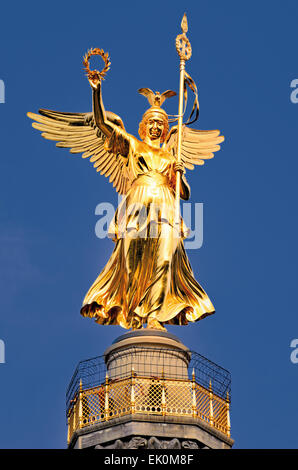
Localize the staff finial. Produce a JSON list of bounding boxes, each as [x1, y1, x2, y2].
[[181, 13, 188, 33]]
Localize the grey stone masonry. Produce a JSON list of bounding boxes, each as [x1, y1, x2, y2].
[[69, 413, 234, 449]]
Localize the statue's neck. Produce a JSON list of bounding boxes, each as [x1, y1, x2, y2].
[[144, 137, 161, 149]]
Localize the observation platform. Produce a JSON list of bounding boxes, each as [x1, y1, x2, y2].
[[66, 330, 233, 449]]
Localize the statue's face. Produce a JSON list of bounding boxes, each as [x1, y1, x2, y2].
[[146, 114, 165, 141]]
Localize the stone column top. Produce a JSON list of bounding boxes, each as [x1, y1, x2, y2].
[[104, 329, 190, 359]]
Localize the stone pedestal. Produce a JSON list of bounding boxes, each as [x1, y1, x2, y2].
[[71, 414, 234, 449], [104, 330, 191, 380], [68, 330, 234, 450]]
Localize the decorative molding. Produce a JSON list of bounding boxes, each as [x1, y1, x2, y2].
[[95, 436, 201, 449]]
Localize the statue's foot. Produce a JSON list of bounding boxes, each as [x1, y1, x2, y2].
[[146, 317, 167, 331]]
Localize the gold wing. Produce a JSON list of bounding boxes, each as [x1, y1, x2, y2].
[[27, 109, 130, 195], [163, 125, 224, 170]]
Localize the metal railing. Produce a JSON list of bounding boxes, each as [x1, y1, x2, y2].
[[66, 348, 231, 414], [67, 370, 231, 443]]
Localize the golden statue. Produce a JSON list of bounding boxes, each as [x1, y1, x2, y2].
[[27, 15, 224, 331]]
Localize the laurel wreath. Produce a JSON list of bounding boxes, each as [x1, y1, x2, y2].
[[83, 48, 111, 81], [175, 35, 192, 61]]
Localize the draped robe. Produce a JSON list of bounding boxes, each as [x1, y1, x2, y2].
[[80, 127, 214, 329]]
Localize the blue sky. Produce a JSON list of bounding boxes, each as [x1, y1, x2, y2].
[[0, 0, 297, 448]]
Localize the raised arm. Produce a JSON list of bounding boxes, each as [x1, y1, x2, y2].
[[88, 77, 130, 159], [88, 78, 114, 138]]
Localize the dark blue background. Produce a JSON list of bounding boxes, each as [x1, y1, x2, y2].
[[0, 0, 297, 448]]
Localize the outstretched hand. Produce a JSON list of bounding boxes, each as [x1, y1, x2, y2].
[[88, 75, 101, 90]]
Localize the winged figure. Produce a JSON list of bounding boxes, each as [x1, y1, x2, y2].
[[27, 72, 224, 331]]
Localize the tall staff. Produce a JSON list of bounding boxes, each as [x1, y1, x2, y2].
[[175, 14, 192, 231]]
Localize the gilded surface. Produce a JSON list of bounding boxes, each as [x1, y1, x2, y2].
[[27, 16, 224, 330], [67, 375, 230, 444]]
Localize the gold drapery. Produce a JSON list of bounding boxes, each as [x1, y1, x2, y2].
[[81, 129, 214, 329]]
